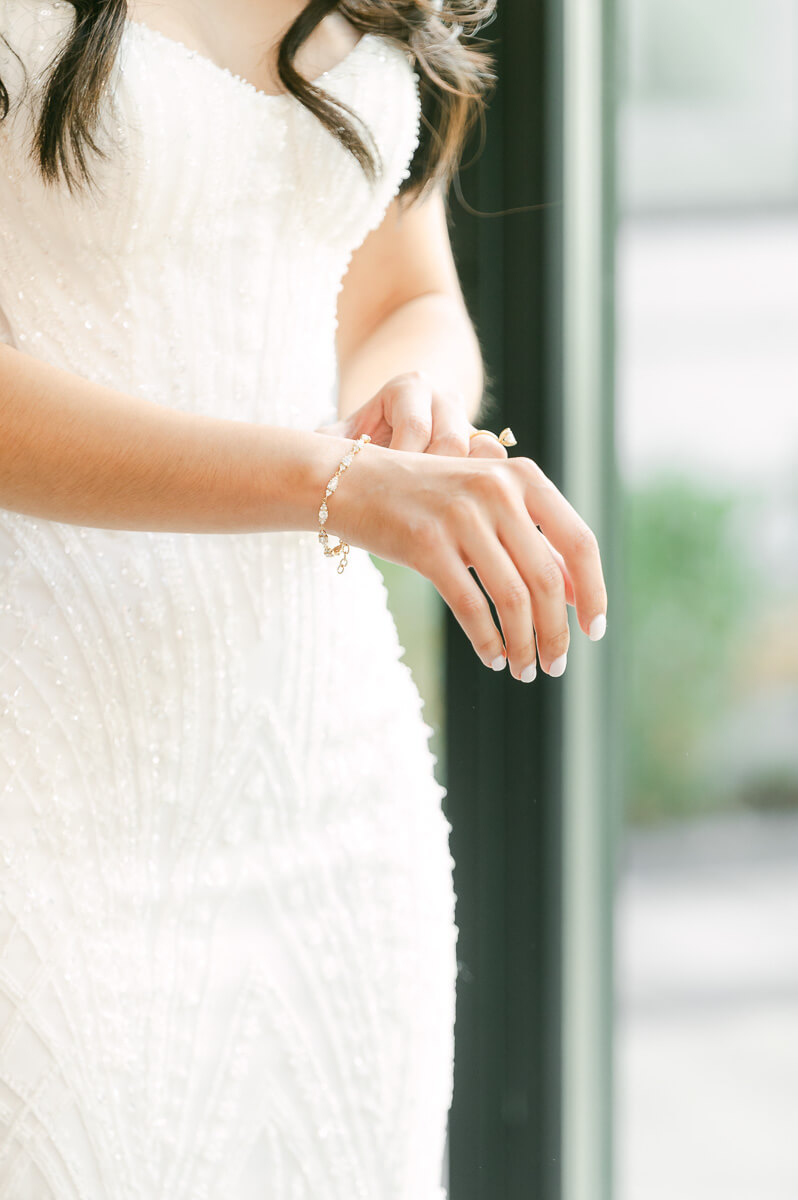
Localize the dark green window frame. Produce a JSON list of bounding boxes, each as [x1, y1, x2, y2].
[[445, 3, 621, 1197]]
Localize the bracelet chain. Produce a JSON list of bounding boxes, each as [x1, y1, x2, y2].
[[317, 433, 371, 574]]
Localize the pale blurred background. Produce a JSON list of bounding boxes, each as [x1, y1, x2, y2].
[[615, 1, 798, 1197], [372, 3, 798, 1194]]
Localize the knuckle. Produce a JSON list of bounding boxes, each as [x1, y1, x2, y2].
[[499, 578, 530, 612], [544, 627, 571, 657], [467, 464, 512, 503], [475, 633, 501, 660], [394, 369, 428, 388], [403, 413, 433, 440], [430, 431, 469, 456], [510, 455, 548, 484], [380, 378, 405, 400], [455, 587, 488, 621], [389, 370, 430, 398], [571, 521, 599, 558], [536, 558, 565, 597]]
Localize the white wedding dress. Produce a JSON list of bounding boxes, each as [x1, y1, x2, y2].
[[0, 3, 459, 1196]]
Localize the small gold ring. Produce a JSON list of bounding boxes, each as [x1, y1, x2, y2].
[[469, 426, 518, 448]]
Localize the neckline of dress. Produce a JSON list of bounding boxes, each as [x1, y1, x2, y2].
[[123, 18, 378, 106]]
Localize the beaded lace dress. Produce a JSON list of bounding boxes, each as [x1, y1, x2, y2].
[[0, 3, 459, 1196]]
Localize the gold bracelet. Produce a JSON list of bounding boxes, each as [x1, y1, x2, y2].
[[317, 433, 371, 574]]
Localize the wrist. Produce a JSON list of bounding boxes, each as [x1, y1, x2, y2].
[[235, 427, 365, 534], [314, 434, 372, 571], [324, 438, 419, 563], [316, 435, 382, 546]]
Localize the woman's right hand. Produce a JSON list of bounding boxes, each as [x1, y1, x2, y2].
[[330, 439, 608, 682]]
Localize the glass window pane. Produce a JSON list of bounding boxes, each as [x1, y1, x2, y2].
[[616, 3, 798, 1197]]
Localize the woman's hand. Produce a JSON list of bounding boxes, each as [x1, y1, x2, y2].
[[329, 440, 608, 682], [316, 370, 509, 460]]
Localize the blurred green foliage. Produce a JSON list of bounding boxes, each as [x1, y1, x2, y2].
[[623, 471, 755, 824]]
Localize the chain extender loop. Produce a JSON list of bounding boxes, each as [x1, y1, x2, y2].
[[317, 433, 371, 574]]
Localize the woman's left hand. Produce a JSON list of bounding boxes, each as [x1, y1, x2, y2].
[[315, 370, 509, 460]]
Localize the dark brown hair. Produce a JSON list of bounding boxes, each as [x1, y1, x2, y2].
[[0, 0, 497, 199]]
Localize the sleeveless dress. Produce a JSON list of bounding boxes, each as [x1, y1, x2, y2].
[[0, 3, 459, 1196]]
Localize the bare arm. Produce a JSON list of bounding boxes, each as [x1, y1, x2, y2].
[[335, 187, 485, 423], [0, 343, 608, 681], [0, 342, 353, 533]]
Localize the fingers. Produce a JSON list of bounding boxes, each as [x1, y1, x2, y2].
[[427, 396, 473, 457], [468, 432, 509, 460], [386, 377, 434, 453], [381, 372, 498, 459], [430, 548, 508, 672], [375, 371, 516, 465], [538, 531, 576, 608], [459, 517, 540, 680], [382, 375, 471, 455], [379, 409, 606, 670], [509, 459, 608, 642], [493, 501, 571, 677]]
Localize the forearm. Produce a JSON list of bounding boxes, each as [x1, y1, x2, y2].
[[336, 292, 485, 424], [0, 344, 352, 534]]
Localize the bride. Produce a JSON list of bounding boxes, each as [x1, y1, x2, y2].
[[0, 0, 607, 1194]]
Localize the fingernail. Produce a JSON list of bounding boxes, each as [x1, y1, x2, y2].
[[588, 614, 607, 641], [520, 662, 537, 683], [548, 653, 567, 677], [491, 654, 507, 671]]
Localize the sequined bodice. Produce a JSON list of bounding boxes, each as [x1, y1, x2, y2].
[[0, 5, 457, 1198], [0, 1, 422, 429]]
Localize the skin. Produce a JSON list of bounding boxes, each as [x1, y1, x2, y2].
[[0, 1, 608, 682]]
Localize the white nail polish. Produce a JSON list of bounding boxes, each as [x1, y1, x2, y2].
[[520, 663, 536, 683], [548, 653, 567, 677], [491, 655, 507, 671], [588, 614, 606, 641]]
